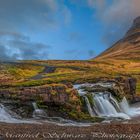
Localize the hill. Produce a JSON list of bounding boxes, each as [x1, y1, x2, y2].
[[96, 17, 140, 60]]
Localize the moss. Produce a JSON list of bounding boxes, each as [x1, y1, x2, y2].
[[81, 86, 93, 92], [14, 80, 47, 87], [66, 88, 73, 94], [7, 64, 44, 80], [114, 94, 122, 102], [51, 90, 58, 96], [37, 101, 48, 109], [80, 96, 85, 106], [68, 110, 104, 122], [86, 94, 94, 106], [136, 83, 140, 93]]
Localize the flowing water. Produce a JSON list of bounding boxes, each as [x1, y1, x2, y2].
[[0, 104, 38, 124], [83, 93, 140, 120], [32, 102, 48, 118], [92, 93, 130, 119], [74, 83, 140, 120], [0, 104, 16, 122], [0, 102, 91, 126], [1, 83, 140, 125], [84, 96, 95, 117]]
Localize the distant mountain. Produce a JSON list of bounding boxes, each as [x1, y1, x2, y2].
[[96, 17, 140, 60]]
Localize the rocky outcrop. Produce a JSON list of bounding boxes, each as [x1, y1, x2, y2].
[[0, 83, 82, 119], [115, 77, 137, 100], [0, 84, 69, 103], [81, 77, 137, 101], [0, 77, 137, 121]]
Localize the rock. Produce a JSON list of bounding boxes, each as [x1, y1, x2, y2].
[[64, 82, 73, 88], [0, 83, 82, 120], [114, 77, 137, 101], [81, 77, 137, 101]]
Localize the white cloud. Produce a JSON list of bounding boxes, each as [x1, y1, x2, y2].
[[87, 0, 140, 45]]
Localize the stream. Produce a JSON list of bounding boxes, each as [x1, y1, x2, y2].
[[0, 82, 140, 126]]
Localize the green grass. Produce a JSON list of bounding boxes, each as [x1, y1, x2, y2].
[[0, 59, 139, 89]]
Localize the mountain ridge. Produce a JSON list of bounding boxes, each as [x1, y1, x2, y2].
[[95, 17, 140, 60]]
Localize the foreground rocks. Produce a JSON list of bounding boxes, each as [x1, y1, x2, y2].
[[0, 77, 137, 122], [0, 122, 140, 140], [81, 77, 137, 102], [0, 83, 95, 122]]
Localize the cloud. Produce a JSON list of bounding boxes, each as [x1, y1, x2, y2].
[[0, 0, 57, 32], [65, 49, 95, 59], [88, 0, 106, 10], [0, 32, 50, 60], [0, 0, 72, 32], [0, 0, 72, 60], [61, 5, 72, 25], [88, 0, 140, 45]]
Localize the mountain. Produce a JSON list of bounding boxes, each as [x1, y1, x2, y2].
[[96, 17, 140, 60]]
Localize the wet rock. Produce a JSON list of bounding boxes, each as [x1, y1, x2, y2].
[[115, 77, 137, 101], [0, 83, 81, 119], [80, 77, 137, 102]]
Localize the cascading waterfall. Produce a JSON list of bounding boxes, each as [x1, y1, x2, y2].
[[120, 97, 130, 114], [32, 102, 47, 118], [0, 104, 15, 121], [109, 94, 121, 112], [94, 94, 118, 116], [120, 97, 140, 117], [0, 103, 44, 124], [83, 92, 140, 120], [93, 93, 130, 119], [84, 96, 95, 117], [75, 83, 140, 120]]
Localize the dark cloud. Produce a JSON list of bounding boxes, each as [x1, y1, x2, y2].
[[0, 32, 50, 60], [0, 0, 59, 32], [0, 0, 72, 60], [0, 0, 72, 32]]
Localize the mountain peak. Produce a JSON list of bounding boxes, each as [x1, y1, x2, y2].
[[133, 16, 140, 25], [96, 17, 140, 60], [125, 17, 140, 40]]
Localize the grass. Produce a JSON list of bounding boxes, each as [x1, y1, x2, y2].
[[0, 59, 139, 92], [0, 59, 139, 121], [137, 83, 140, 94]]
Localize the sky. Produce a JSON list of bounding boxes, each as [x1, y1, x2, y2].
[[0, 0, 140, 60]]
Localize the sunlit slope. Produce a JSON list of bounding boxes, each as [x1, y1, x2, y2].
[[96, 17, 140, 60]]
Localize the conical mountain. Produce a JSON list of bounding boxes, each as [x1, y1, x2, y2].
[[96, 17, 140, 60]]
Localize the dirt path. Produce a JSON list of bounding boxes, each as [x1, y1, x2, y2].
[[30, 66, 56, 80]]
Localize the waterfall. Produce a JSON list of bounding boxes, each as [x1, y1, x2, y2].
[[32, 102, 47, 118], [109, 94, 121, 112], [75, 83, 140, 121], [32, 102, 38, 110], [84, 96, 95, 117], [84, 93, 130, 120], [0, 104, 14, 121], [120, 97, 140, 117], [120, 97, 130, 114], [94, 94, 117, 116]]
